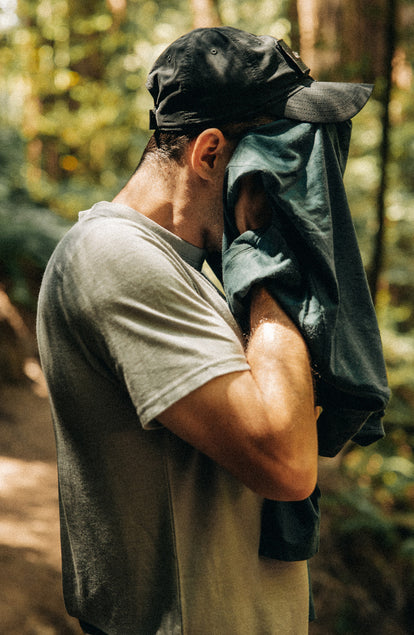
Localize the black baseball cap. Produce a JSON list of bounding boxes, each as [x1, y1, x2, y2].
[[146, 26, 373, 131]]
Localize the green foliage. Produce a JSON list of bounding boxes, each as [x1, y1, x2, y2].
[[346, 83, 414, 458], [1, 0, 192, 218], [0, 126, 72, 306], [318, 460, 414, 633], [338, 77, 414, 631], [0, 0, 295, 220], [218, 0, 292, 40], [342, 435, 414, 525]]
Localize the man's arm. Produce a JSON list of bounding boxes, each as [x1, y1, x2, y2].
[[158, 171, 317, 501], [157, 286, 318, 502]]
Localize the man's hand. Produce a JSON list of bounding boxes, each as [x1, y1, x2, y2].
[[234, 173, 272, 234]]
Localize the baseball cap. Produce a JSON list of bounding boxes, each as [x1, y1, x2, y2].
[[146, 26, 373, 131]]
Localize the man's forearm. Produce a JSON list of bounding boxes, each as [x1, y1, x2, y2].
[[246, 286, 318, 499]]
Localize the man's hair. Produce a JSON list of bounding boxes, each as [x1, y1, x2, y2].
[[139, 130, 195, 166], [136, 117, 273, 171]]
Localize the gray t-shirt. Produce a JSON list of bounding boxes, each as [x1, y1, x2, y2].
[[37, 202, 309, 634]]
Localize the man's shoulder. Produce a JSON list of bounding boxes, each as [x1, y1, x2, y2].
[[75, 201, 160, 246], [73, 203, 204, 295], [63, 202, 178, 268]]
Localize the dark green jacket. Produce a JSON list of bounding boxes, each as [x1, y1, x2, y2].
[[223, 119, 390, 459], [220, 120, 390, 569]]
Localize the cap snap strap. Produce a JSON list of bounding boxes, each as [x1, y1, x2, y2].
[[277, 40, 310, 76]]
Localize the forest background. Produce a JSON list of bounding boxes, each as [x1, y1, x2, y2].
[[0, 0, 413, 633]]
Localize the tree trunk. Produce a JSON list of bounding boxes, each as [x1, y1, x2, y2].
[[0, 288, 31, 384], [296, 0, 390, 82], [190, 0, 222, 28], [295, 0, 399, 306], [368, 0, 398, 303], [296, 0, 320, 72]]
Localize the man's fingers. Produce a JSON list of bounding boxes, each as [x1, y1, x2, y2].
[[234, 173, 272, 234]]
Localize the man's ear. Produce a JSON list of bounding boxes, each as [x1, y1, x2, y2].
[[190, 128, 228, 182]]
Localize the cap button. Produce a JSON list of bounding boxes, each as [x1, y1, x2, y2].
[[210, 48, 217, 55]]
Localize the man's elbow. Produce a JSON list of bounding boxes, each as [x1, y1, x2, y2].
[[279, 467, 317, 501], [254, 424, 318, 501], [261, 460, 318, 502]]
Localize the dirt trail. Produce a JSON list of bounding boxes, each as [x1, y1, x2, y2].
[[0, 383, 82, 635], [0, 380, 408, 635]]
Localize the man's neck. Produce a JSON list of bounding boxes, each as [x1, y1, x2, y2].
[[113, 163, 205, 248]]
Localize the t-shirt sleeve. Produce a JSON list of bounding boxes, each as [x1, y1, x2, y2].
[[77, 219, 250, 429]]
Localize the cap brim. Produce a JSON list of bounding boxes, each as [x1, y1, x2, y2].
[[283, 81, 374, 123]]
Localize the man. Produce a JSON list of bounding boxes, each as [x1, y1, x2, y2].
[[37, 27, 374, 634]]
